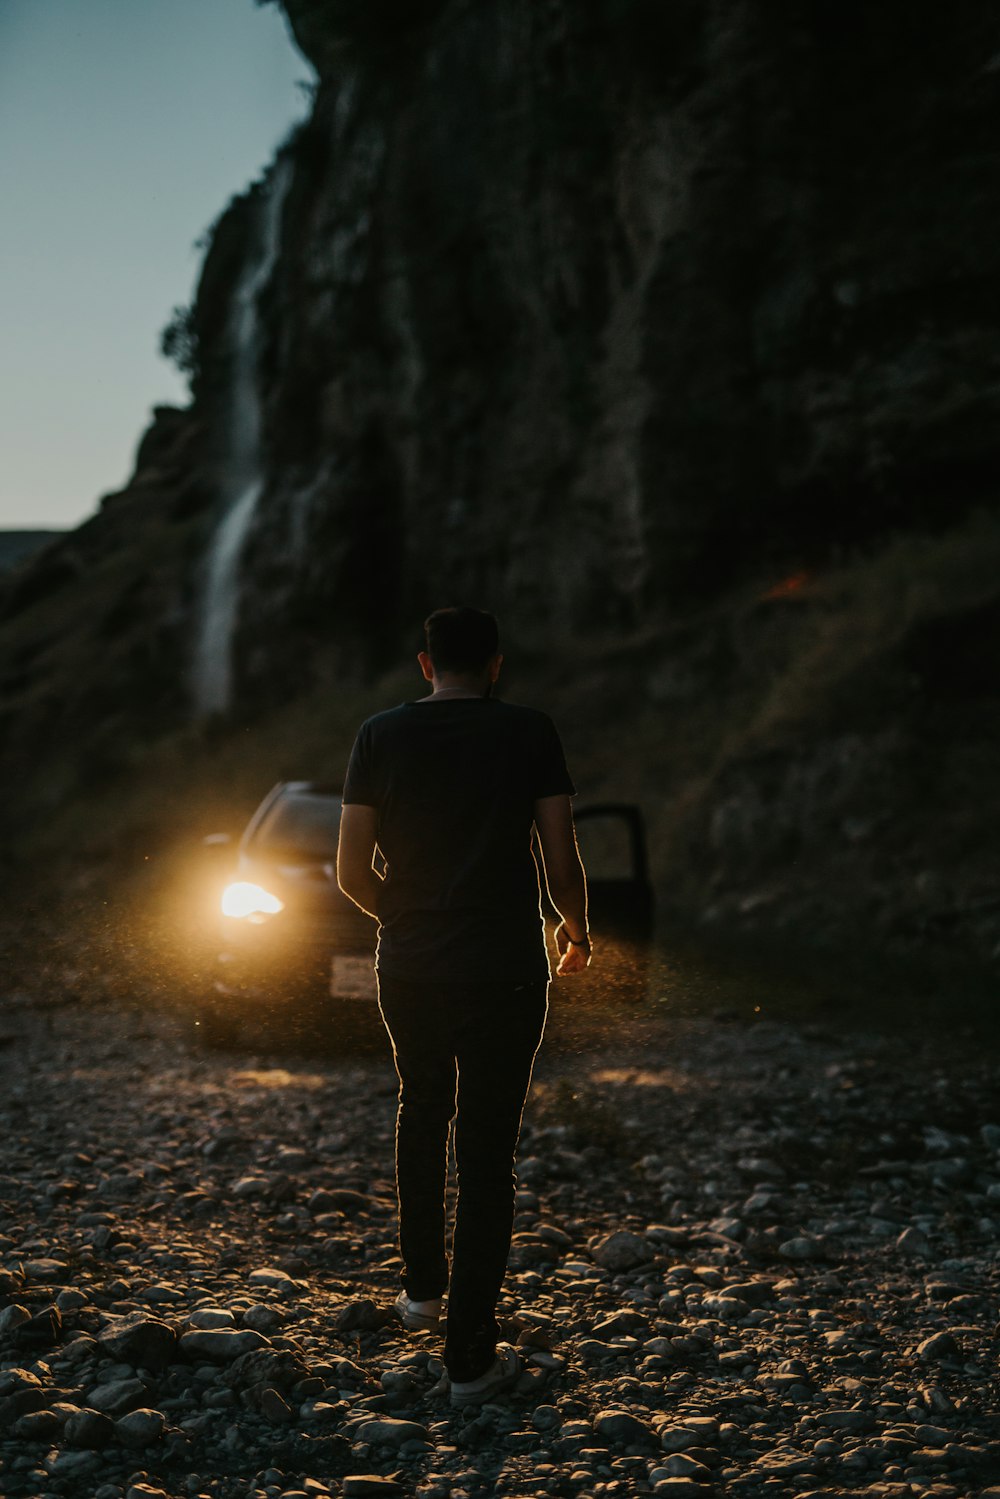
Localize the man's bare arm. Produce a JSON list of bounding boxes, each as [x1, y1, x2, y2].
[[533, 794, 591, 975], [336, 803, 382, 918]]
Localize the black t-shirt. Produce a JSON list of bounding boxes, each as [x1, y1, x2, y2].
[[342, 698, 575, 982]]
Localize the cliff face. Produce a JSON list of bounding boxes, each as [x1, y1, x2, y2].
[[3, 0, 1000, 977], [216, 0, 1000, 676]]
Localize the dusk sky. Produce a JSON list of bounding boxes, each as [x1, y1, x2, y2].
[[0, 0, 312, 530]]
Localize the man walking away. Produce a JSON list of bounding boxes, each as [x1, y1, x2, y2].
[[337, 607, 591, 1405]]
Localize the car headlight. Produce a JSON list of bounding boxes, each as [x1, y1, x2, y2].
[[221, 882, 285, 921]]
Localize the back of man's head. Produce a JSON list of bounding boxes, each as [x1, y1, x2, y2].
[[424, 607, 500, 673]]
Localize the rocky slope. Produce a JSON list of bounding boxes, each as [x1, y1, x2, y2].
[[2, 0, 1000, 976]]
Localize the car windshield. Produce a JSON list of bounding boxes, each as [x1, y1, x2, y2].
[[251, 791, 342, 860]]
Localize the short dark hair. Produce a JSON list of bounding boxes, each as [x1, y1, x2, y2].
[[424, 607, 500, 672]]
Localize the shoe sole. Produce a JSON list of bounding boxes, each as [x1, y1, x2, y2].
[[393, 1294, 442, 1332], [396, 1310, 441, 1331]]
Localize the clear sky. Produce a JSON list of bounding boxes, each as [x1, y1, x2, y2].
[[0, 0, 312, 530]]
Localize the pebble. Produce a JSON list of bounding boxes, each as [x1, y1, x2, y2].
[[593, 1407, 656, 1445], [917, 1330, 960, 1361], [64, 1407, 116, 1448], [355, 1416, 429, 1447], [589, 1230, 650, 1270], [248, 1266, 299, 1293], [778, 1235, 825, 1260], [187, 1306, 236, 1328], [115, 1407, 166, 1446], [343, 1480, 406, 1497], [87, 1376, 148, 1416], [660, 1452, 712, 1479], [178, 1327, 269, 1359], [659, 1425, 701, 1453], [98, 1311, 177, 1369]]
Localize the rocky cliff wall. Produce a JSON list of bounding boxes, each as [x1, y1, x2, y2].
[[207, 0, 1000, 692]]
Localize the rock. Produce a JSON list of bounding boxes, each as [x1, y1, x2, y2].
[[11, 1303, 62, 1349], [778, 1235, 826, 1261], [0, 1303, 31, 1332], [531, 1404, 562, 1431], [659, 1424, 700, 1453], [343, 1479, 406, 1497], [14, 1406, 64, 1439], [242, 1302, 285, 1333], [64, 1407, 116, 1448], [187, 1307, 235, 1329], [591, 1309, 650, 1339], [232, 1175, 271, 1196], [223, 1347, 310, 1403], [896, 1226, 931, 1256], [816, 1409, 876, 1433], [527, 1349, 565, 1371], [248, 1266, 299, 1293], [98, 1311, 177, 1369], [115, 1407, 166, 1446], [915, 1423, 951, 1443], [179, 1327, 269, 1360], [260, 1386, 293, 1423], [87, 1376, 147, 1416], [355, 1416, 429, 1448], [594, 1408, 657, 1445], [660, 1452, 712, 1479], [589, 1230, 650, 1270], [917, 1330, 960, 1361], [43, 1449, 101, 1479], [334, 1297, 387, 1331], [23, 1256, 65, 1280], [56, 1287, 88, 1310]]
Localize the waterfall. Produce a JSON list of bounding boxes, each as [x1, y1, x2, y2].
[[192, 155, 293, 717]]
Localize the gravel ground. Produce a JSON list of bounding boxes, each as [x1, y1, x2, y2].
[[1, 979, 999, 1499]]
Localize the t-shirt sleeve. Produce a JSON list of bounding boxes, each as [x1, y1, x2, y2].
[[531, 713, 576, 800], [342, 722, 377, 806]]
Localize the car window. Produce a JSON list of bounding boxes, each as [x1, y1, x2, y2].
[[250, 792, 342, 859]]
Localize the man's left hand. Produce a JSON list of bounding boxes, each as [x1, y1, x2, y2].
[[555, 924, 592, 976]]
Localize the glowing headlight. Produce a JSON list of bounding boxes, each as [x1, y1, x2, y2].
[[221, 881, 284, 920]]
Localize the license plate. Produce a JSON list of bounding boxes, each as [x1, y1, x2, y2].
[[330, 954, 377, 1000]]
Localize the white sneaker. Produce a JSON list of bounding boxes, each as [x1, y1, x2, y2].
[[449, 1343, 522, 1406], [393, 1289, 443, 1331]]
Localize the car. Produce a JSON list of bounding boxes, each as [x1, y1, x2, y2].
[[570, 802, 654, 942], [198, 780, 377, 1048], [555, 802, 655, 1005], [197, 783, 655, 1047]]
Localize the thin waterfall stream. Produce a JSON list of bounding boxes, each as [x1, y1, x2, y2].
[[192, 156, 293, 717]]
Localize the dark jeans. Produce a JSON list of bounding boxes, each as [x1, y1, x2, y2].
[[377, 975, 549, 1382]]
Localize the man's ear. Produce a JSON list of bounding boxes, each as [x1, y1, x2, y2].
[[490, 652, 504, 682], [418, 650, 435, 683]]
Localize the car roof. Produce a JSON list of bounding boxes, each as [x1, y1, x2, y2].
[[241, 781, 343, 847]]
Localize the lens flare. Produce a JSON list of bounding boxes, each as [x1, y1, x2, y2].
[[221, 881, 284, 919]]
